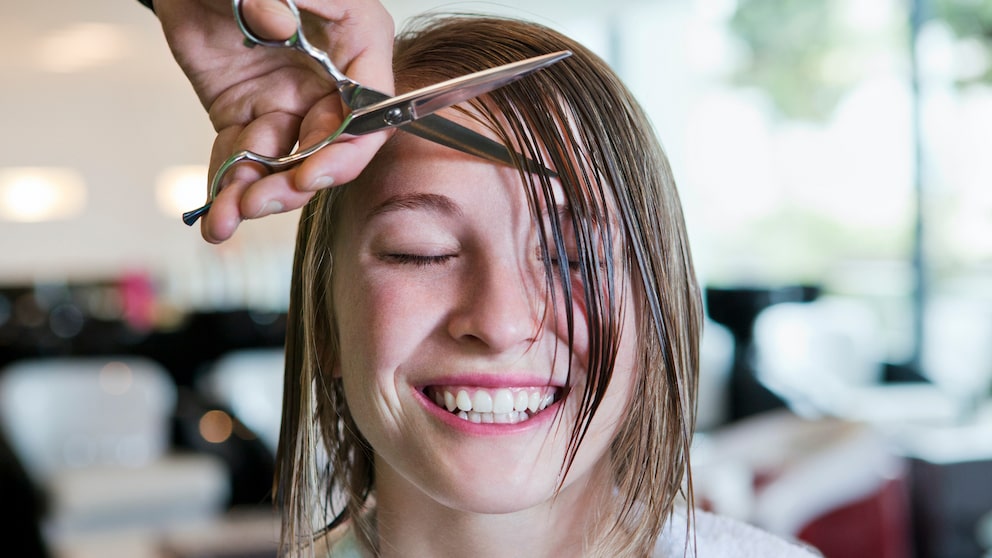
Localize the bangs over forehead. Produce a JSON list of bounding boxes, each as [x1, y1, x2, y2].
[[394, 16, 633, 478]]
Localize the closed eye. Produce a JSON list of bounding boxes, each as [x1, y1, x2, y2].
[[538, 245, 581, 272], [380, 253, 456, 267], [550, 256, 582, 271]]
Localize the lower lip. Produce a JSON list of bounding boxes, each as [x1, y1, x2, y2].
[[413, 388, 562, 436]]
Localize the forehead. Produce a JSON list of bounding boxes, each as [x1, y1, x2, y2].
[[340, 130, 568, 221]]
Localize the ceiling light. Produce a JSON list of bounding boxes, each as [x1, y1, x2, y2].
[[39, 23, 127, 74], [0, 167, 86, 222], [155, 165, 208, 218]]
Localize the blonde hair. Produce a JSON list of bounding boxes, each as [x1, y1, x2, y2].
[[276, 15, 702, 557]]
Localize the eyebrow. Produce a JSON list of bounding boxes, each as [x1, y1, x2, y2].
[[366, 192, 463, 219]]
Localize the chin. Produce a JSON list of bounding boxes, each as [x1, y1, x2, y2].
[[432, 481, 560, 516]]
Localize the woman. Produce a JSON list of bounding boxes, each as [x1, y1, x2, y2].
[[275, 14, 818, 558]]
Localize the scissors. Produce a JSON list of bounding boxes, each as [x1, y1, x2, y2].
[[232, 0, 529, 160], [183, 0, 564, 226], [183, 50, 571, 225]]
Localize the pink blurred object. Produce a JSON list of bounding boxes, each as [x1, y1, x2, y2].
[[118, 269, 156, 331]]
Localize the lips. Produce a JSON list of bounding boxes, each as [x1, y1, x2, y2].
[[423, 385, 560, 424]]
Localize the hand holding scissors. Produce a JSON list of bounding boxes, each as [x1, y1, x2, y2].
[[182, 50, 570, 225], [183, 0, 566, 226], [231, 0, 544, 171], [152, 0, 396, 241]]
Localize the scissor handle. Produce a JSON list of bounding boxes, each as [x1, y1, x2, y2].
[[181, 150, 271, 226], [182, 115, 355, 226], [232, 0, 355, 89], [181, 150, 284, 226]]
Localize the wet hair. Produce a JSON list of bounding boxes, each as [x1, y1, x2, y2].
[[276, 14, 702, 557]]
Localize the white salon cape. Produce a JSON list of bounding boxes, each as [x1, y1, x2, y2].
[[320, 510, 822, 557]]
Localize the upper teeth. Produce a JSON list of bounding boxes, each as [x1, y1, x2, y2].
[[428, 387, 556, 417]]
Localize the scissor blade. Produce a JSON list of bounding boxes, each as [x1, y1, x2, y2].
[[410, 50, 571, 118], [350, 87, 555, 176], [344, 50, 572, 137], [405, 116, 555, 175]]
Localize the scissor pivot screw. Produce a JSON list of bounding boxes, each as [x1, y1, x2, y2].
[[383, 107, 405, 126]]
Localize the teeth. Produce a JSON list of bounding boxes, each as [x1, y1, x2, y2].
[[528, 392, 542, 413], [513, 391, 529, 413], [493, 389, 514, 414], [456, 391, 473, 412], [472, 391, 493, 413], [428, 386, 557, 424]]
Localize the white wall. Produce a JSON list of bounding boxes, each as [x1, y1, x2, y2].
[[0, 0, 305, 286]]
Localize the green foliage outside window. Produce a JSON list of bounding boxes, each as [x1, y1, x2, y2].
[[728, 0, 992, 121], [935, 0, 992, 85]]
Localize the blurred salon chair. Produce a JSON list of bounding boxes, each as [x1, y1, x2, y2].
[[921, 296, 992, 414], [751, 296, 958, 424], [0, 357, 228, 546], [196, 348, 285, 457], [751, 296, 885, 413], [705, 285, 819, 421], [698, 411, 913, 558], [173, 348, 284, 510]]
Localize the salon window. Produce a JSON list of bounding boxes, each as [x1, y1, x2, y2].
[[582, 0, 992, 414]]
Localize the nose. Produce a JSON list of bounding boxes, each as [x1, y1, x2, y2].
[[446, 257, 543, 352]]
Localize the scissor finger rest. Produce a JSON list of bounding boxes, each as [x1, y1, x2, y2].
[[181, 151, 254, 226], [181, 150, 292, 226], [182, 116, 357, 226]]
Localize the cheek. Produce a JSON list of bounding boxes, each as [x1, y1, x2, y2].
[[556, 294, 591, 364], [610, 310, 640, 399], [333, 271, 425, 432], [611, 285, 643, 410], [577, 277, 639, 401], [332, 263, 441, 374], [334, 277, 393, 370], [547, 273, 617, 367], [582, 302, 639, 451]]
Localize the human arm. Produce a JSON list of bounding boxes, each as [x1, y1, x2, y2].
[[143, 0, 394, 242]]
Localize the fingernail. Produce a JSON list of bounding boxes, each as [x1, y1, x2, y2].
[[254, 200, 284, 218], [307, 175, 334, 191]]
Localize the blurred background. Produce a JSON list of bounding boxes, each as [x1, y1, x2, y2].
[[1, 0, 990, 556]]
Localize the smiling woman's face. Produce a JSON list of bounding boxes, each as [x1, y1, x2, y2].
[[328, 130, 639, 515]]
